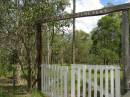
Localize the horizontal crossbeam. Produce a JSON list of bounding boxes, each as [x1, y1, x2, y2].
[[41, 3, 130, 23]]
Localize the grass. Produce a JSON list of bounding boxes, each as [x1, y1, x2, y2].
[[30, 90, 45, 97], [0, 64, 123, 97], [0, 77, 45, 97], [0, 86, 45, 97], [0, 88, 8, 97], [14, 90, 45, 97]]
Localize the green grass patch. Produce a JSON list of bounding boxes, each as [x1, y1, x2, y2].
[[30, 90, 45, 97], [0, 88, 6, 97]]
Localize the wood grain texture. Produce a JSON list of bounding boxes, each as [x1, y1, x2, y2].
[[39, 3, 130, 23]]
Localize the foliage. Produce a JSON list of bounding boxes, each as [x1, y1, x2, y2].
[[46, 29, 92, 64], [75, 30, 92, 63], [90, 13, 121, 64], [0, 0, 127, 94], [0, 0, 71, 90]]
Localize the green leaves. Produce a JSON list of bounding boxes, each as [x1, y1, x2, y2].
[[91, 13, 121, 64]]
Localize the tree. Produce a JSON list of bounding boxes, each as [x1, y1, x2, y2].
[[0, 0, 71, 90], [91, 13, 121, 64], [75, 30, 92, 63]]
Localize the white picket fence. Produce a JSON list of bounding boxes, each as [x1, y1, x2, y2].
[[41, 64, 120, 97]]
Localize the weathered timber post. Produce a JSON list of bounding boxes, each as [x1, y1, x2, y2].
[[122, 10, 130, 93], [36, 22, 42, 90], [72, 0, 76, 64]]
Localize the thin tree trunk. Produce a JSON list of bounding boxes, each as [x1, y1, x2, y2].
[[16, 63, 21, 85], [60, 47, 64, 64], [36, 22, 42, 90], [47, 27, 50, 64], [50, 25, 55, 64], [26, 48, 32, 90]]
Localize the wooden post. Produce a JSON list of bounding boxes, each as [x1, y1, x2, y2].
[[36, 22, 42, 90], [122, 10, 130, 93], [72, 0, 76, 64]]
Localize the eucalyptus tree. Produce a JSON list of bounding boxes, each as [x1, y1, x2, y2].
[[0, 0, 70, 90], [91, 13, 121, 64], [17, 0, 70, 90]]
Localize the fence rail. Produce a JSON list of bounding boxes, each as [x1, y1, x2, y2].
[[41, 64, 120, 97]]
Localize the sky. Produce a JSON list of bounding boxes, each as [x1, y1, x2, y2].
[[65, 0, 130, 33], [101, 0, 127, 5]]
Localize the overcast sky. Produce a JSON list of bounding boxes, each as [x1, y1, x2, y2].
[[65, 0, 130, 33]]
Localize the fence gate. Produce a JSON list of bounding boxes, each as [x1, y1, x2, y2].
[[41, 64, 120, 97]]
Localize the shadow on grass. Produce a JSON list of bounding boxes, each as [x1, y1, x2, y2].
[[0, 78, 28, 97], [0, 78, 45, 97]]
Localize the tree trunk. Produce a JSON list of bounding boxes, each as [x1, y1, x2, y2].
[[36, 22, 42, 90], [50, 25, 55, 64], [26, 49, 32, 90], [60, 47, 64, 64], [47, 27, 50, 64], [16, 63, 21, 85]]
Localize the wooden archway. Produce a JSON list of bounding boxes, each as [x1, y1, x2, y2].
[[36, 3, 130, 93]]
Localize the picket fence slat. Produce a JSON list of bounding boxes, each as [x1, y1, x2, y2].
[[115, 67, 120, 97], [58, 66, 60, 97], [94, 68, 97, 97], [56, 65, 58, 97], [83, 66, 86, 97], [71, 65, 75, 97], [105, 68, 109, 97], [110, 68, 114, 97], [64, 67, 68, 97], [60, 67, 63, 97], [77, 67, 81, 97], [100, 67, 103, 97], [41, 64, 120, 97], [88, 67, 92, 97], [41, 64, 43, 92]]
